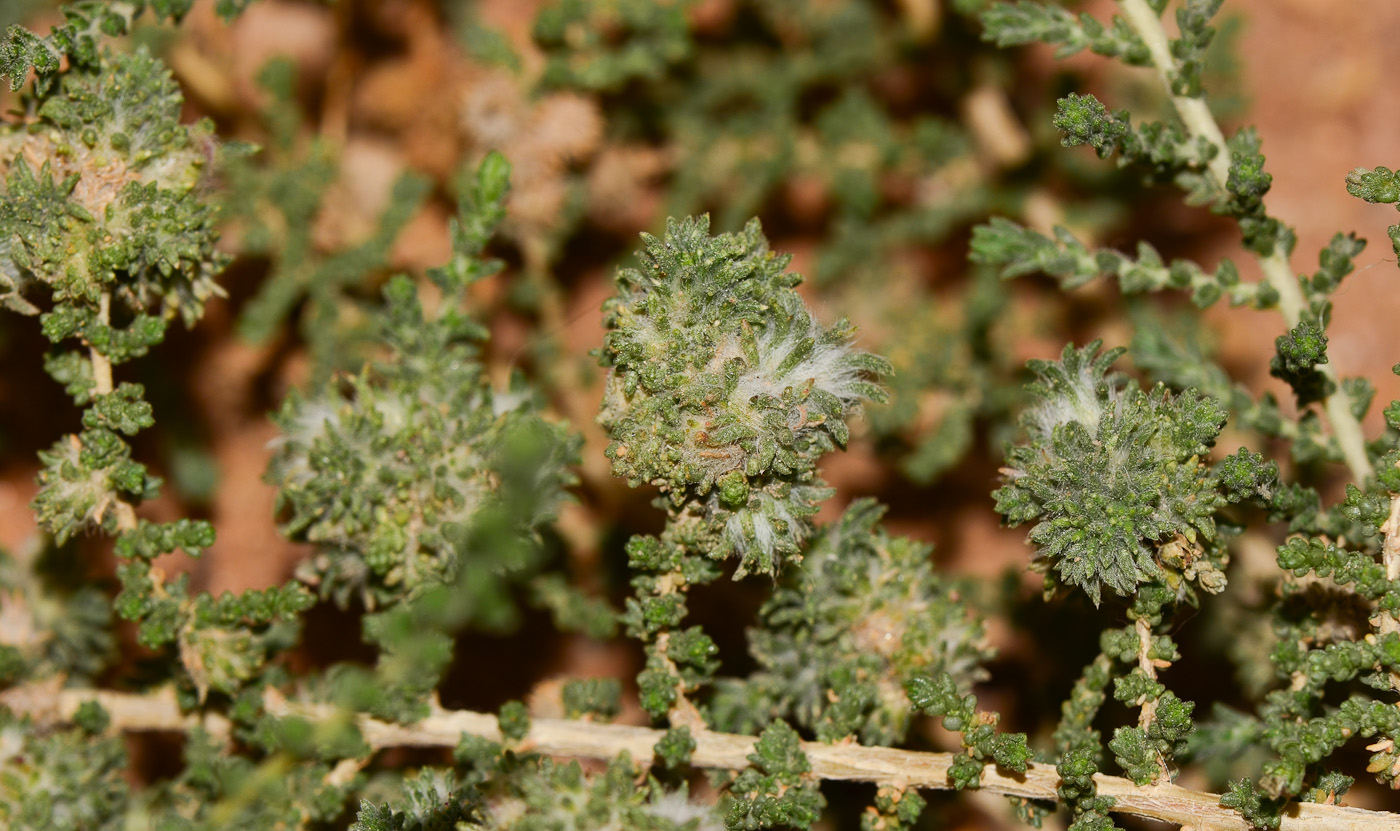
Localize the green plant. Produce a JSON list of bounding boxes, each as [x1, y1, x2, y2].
[[3, 2, 1400, 831]]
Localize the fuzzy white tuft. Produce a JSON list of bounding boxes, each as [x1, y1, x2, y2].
[[732, 317, 863, 409], [642, 792, 726, 831], [266, 400, 342, 486], [1028, 362, 1118, 438], [724, 493, 800, 561]]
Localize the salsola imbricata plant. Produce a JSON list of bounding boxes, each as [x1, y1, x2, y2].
[[2, 1, 1400, 830]]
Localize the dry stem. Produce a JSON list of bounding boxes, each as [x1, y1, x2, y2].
[[90, 290, 114, 397], [1134, 615, 1173, 784], [1116, 0, 1373, 484], [16, 686, 1400, 831], [653, 628, 706, 732], [85, 288, 140, 534], [1135, 616, 1159, 730], [1377, 479, 1400, 691]]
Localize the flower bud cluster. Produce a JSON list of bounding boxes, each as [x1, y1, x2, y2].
[[994, 342, 1245, 606], [599, 215, 889, 576], [0, 46, 223, 329], [713, 500, 991, 745], [267, 276, 578, 608]]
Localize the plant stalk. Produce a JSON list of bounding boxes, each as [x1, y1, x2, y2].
[[1134, 615, 1173, 784], [15, 686, 1400, 831], [1116, 0, 1374, 484], [90, 290, 113, 397], [1377, 483, 1400, 691]]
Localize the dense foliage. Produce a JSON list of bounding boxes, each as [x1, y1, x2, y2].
[[1, 1, 1399, 830]]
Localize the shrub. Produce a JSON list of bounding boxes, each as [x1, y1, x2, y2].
[[1, 2, 1399, 830]]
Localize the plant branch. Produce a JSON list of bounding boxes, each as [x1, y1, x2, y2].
[[83, 289, 139, 535], [1134, 615, 1173, 784], [1377, 480, 1400, 692], [1116, 0, 1374, 484], [1135, 616, 1159, 731], [90, 290, 113, 396], [15, 686, 1400, 831], [652, 628, 706, 732]]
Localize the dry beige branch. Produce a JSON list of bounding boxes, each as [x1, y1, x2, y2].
[[1377, 481, 1400, 691], [17, 686, 1400, 831], [1115, 0, 1373, 484]]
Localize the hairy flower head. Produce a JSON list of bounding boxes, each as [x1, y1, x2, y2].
[[995, 342, 1235, 605], [0, 47, 224, 326], [267, 277, 578, 608], [599, 215, 889, 576], [712, 500, 990, 744]]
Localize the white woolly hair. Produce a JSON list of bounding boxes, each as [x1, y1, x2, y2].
[[369, 395, 409, 433], [488, 789, 724, 831], [265, 399, 343, 487], [490, 386, 531, 417], [732, 315, 863, 409], [724, 493, 801, 562], [1027, 362, 1119, 439], [290, 400, 342, 440]]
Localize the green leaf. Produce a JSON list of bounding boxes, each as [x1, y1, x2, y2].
[[1346, 166, 1400, 204], [1220, 779, 1282, 830], [1269, 319, 1334, 407], [1054, 92, 1130, 158], [996, 343, 1230, 604], [655, 726, 696, 770]]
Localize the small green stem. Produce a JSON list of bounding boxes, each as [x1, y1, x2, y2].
[[1116, 0, 1374, 484], [654, 628, 706, 732], [1135, 615, 1172, 784], [90, 291, 113, 397], [88, 289, 137, 533], [646, 561, 706, 732], [1134, 617, 1159, 730]]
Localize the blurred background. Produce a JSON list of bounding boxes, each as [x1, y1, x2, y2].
[[1, 0, 1399, 823]]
